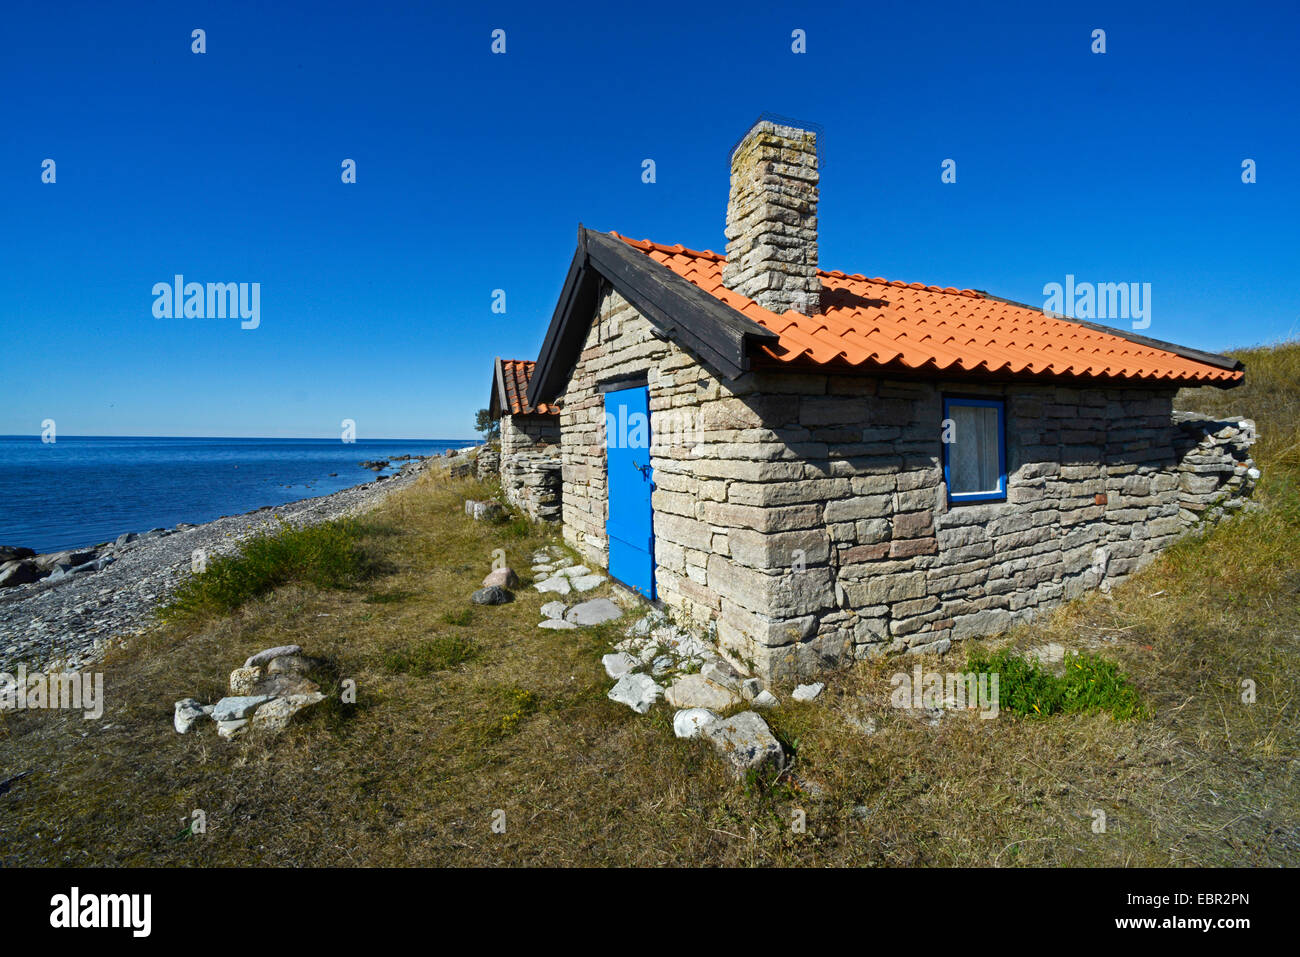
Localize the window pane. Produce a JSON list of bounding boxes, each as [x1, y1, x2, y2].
[[949, 404, 1001, 495]]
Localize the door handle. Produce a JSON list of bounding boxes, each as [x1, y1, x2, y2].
[[632, 460, 651, 479]]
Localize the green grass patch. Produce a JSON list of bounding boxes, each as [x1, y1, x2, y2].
[[160, 519, 374, 622], [440, 609, 473, 626], [383, 634, 478, 676], [966, 648, 1146, 720]]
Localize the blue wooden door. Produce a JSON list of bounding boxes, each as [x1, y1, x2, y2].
[[604, 385, 655, 599]]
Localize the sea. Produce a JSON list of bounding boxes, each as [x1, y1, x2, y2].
[[0, 436, 479, 554]]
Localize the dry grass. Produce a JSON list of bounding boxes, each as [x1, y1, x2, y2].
[[2, 345, 1298, 866]]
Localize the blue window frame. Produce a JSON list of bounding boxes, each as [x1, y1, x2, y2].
[[942, 396, 1007, 503]]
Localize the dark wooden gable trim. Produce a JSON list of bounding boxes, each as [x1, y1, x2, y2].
[[488, 357, 508, 420], [528, 227, 779, 406]]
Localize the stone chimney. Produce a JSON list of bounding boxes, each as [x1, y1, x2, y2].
[[722, 119, 821, 316]]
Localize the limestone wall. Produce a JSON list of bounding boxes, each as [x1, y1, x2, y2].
[[559, 286, 1257, 681], [500, 413, 562, 522]]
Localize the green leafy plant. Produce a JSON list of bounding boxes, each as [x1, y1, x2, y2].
[[965, 648, 1146, 720]]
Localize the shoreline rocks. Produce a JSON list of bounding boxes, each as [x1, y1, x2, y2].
[[0, 461, 438, 675]]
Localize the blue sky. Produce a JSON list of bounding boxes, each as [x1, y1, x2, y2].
[[2, 0, 1296, 438]]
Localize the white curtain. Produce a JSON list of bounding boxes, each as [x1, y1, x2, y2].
[[949, 404, 1000, 494]]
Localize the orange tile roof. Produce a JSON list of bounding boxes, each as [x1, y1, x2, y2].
[[498, 358, 559, 415], [614, 234, 1242, 386]]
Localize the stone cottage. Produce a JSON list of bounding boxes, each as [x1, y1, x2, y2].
[[488, 358, 562, 522], [526, 119, 1255, 681]]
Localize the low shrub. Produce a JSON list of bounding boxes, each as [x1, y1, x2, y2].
[[160, 519, 373, 621], [965, 648, 1146, 720]]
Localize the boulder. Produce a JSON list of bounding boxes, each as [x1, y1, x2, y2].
[[45, 564, 76, 584], [0, 560, 42, 587], [250, 693, 326, 732], [464, 500, 506, 522], [244, 645, 302, 669], [665, 674, 740, 711], [217, 719, 250, 740], [601, 652, 638, 678], [565, 598, 622, 626], [700, 711, 785, 778], [211, 695, 276, 722], [266, 654, 316, 675], [115, 532, 139, 546], [229, 666, 263, 695], [35, 550, 94, 570], [540, 601, 567, 620], [702, 660, 743, 691], [482, 567, 520, 589], [0, 546, 36, 563], [673, 708, 718, 739], [173, 698, 210, 734], [252, 673, 321, 697], [607, 673, 663, 714], [471, 585, 512, 605]]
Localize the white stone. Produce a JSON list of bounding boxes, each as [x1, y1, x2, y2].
[[217, 718, 249, 740], [700, 711, 785, 778], [740, 678, 762, 701], [1025, 642, 1067, 666], [701, 661, 741, 691], [565, 598, 622, 626], [538, 619, 577, 630], [250, 692, 325, 732], [540, 601, 567, 620], [602, 652, 639, 678], [211, 695, 275, 722], [557, 565, 592, 578], [173, 698, 209, 734], [673, 708, 718, 739], [607, 673, 663, 714], [244, 644, 302, 669], [665, 674, 740, 711], [792, 682, 824, 702], [571, 574, 607, 592], [535, 576, 572, 595], [752, 690, 779, 710]]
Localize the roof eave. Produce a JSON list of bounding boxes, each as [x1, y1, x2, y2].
[[529, 227, 780, 406]]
